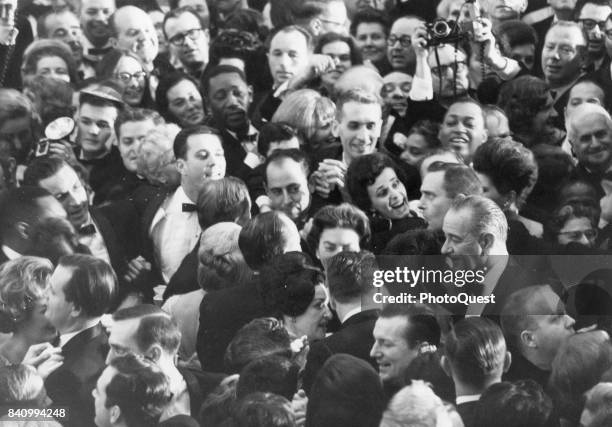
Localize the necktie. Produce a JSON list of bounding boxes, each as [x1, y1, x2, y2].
[[182, 203, 197, 212]]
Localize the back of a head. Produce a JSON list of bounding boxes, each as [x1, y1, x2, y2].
[[439, 164, 483, 199], [473, 380, 553, 427], [0, 364, 44, 405], [333, 66, 383, 100], [444, 317, 507, 389], [238, 212, 291, 271], [224, 317, 293, 374], [379, 303, 442, 348], [326, 250, 377, 303], [584, 382, 612, 422], [549, 330, 612, 422], [306, 354, 385, 427], [112, 304, 182, 357], [107, 353, 174, 427], [236, 355, 299, 400], [449, 194, 508, 243], [232, 392, 296, 427], [0, 186, 55, 238], [197, 177, 251, 229], [58, 254, 117, 318], [380, 380, 448, 427]]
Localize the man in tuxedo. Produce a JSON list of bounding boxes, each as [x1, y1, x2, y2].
[[441, 317, 511, 427], [137, 125, 226, 284], [206, 64, 259, 183], [44, 254, 117, 427], [501, 285, 576, 389], [79, 0, 116, 67], [0, 186, 67, 263], [23, 158, 146, 293], [370, 304, 440, 399], [107, 304, 225, 421], [302, 250, 380, 393], [197, 211, 302, 372]]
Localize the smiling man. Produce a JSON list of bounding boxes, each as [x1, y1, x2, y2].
[[80, 0, 116, 65], [437, 98, 488, 164], [567, 103, 612, 193], [577, 0, 612, 69], [370, 304, 440, 398]]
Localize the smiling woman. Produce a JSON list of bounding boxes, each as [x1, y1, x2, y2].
[[346, 152, 426, 253]]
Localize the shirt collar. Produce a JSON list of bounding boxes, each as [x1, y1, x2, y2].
[[341, 307, 362, 324], [167, 186, 196, 213], [456, 394, 481, 405], [1, 245, 21, 260]]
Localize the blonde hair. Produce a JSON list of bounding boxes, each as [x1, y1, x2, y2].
[[271, 89, 335, 146], [136, 124, 181, 186]]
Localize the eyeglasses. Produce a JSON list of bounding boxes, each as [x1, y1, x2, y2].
[[579, 19, 607, 32], [387, 35, 411, 48], [431, 61, 468, 76], [168, 28, 203, 46], [558, 229, 597, 240], [116, 71, 146, 83]]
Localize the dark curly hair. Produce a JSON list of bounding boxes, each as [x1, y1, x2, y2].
[[315, 32, 363, 66], [306, 203, 371, 252], [346, 152, 409, 212], [497, 76, 550, 143], [260, 252, 324, 318], [155, 71, 202, 125], [472, 139, 538, 209]]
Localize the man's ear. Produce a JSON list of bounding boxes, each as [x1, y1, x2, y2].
[[15, 221, 30, 239], [175, 157, 186, 176], [144, 344, 163, 363], [310, 18, 322, 36], [503, 350, 512, 373], [520, 329, 537, 348], [478, 232, 495, 252], [440, 355, 453, 378], [331, 119, 340, 138], [110, 405, 121, 424], [248, 84, 254, 104], [69, 302, 82, 319], [109, 37, 118, 48]]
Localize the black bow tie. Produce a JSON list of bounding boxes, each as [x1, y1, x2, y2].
[[182, 203, 197, 212], [79, 224, 96, 236], [237, 133, 258, 143]]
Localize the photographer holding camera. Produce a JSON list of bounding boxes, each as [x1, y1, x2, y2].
[[398, 11, 523, 129]]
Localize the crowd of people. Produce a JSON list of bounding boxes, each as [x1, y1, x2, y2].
[[1, 0, 612, 425]]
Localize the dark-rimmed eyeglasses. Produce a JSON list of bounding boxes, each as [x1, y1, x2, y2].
[[168, 28, 203, 46]]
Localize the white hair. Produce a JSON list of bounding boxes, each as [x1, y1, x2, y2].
[[567, 103, 612, 145], [380, 380, 453, 427]]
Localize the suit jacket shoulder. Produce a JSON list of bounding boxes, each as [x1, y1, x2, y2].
[[45, 324, 108, 427], [302, 309, 379, 393], [197, 278, 272, 373]]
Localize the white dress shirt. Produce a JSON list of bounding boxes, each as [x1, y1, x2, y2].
[[150, 186, 201, 283]]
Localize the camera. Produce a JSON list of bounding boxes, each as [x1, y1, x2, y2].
[[426, 19, 465, 47], [426, 0, 482, 47], [34, 117, 75, 158]]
